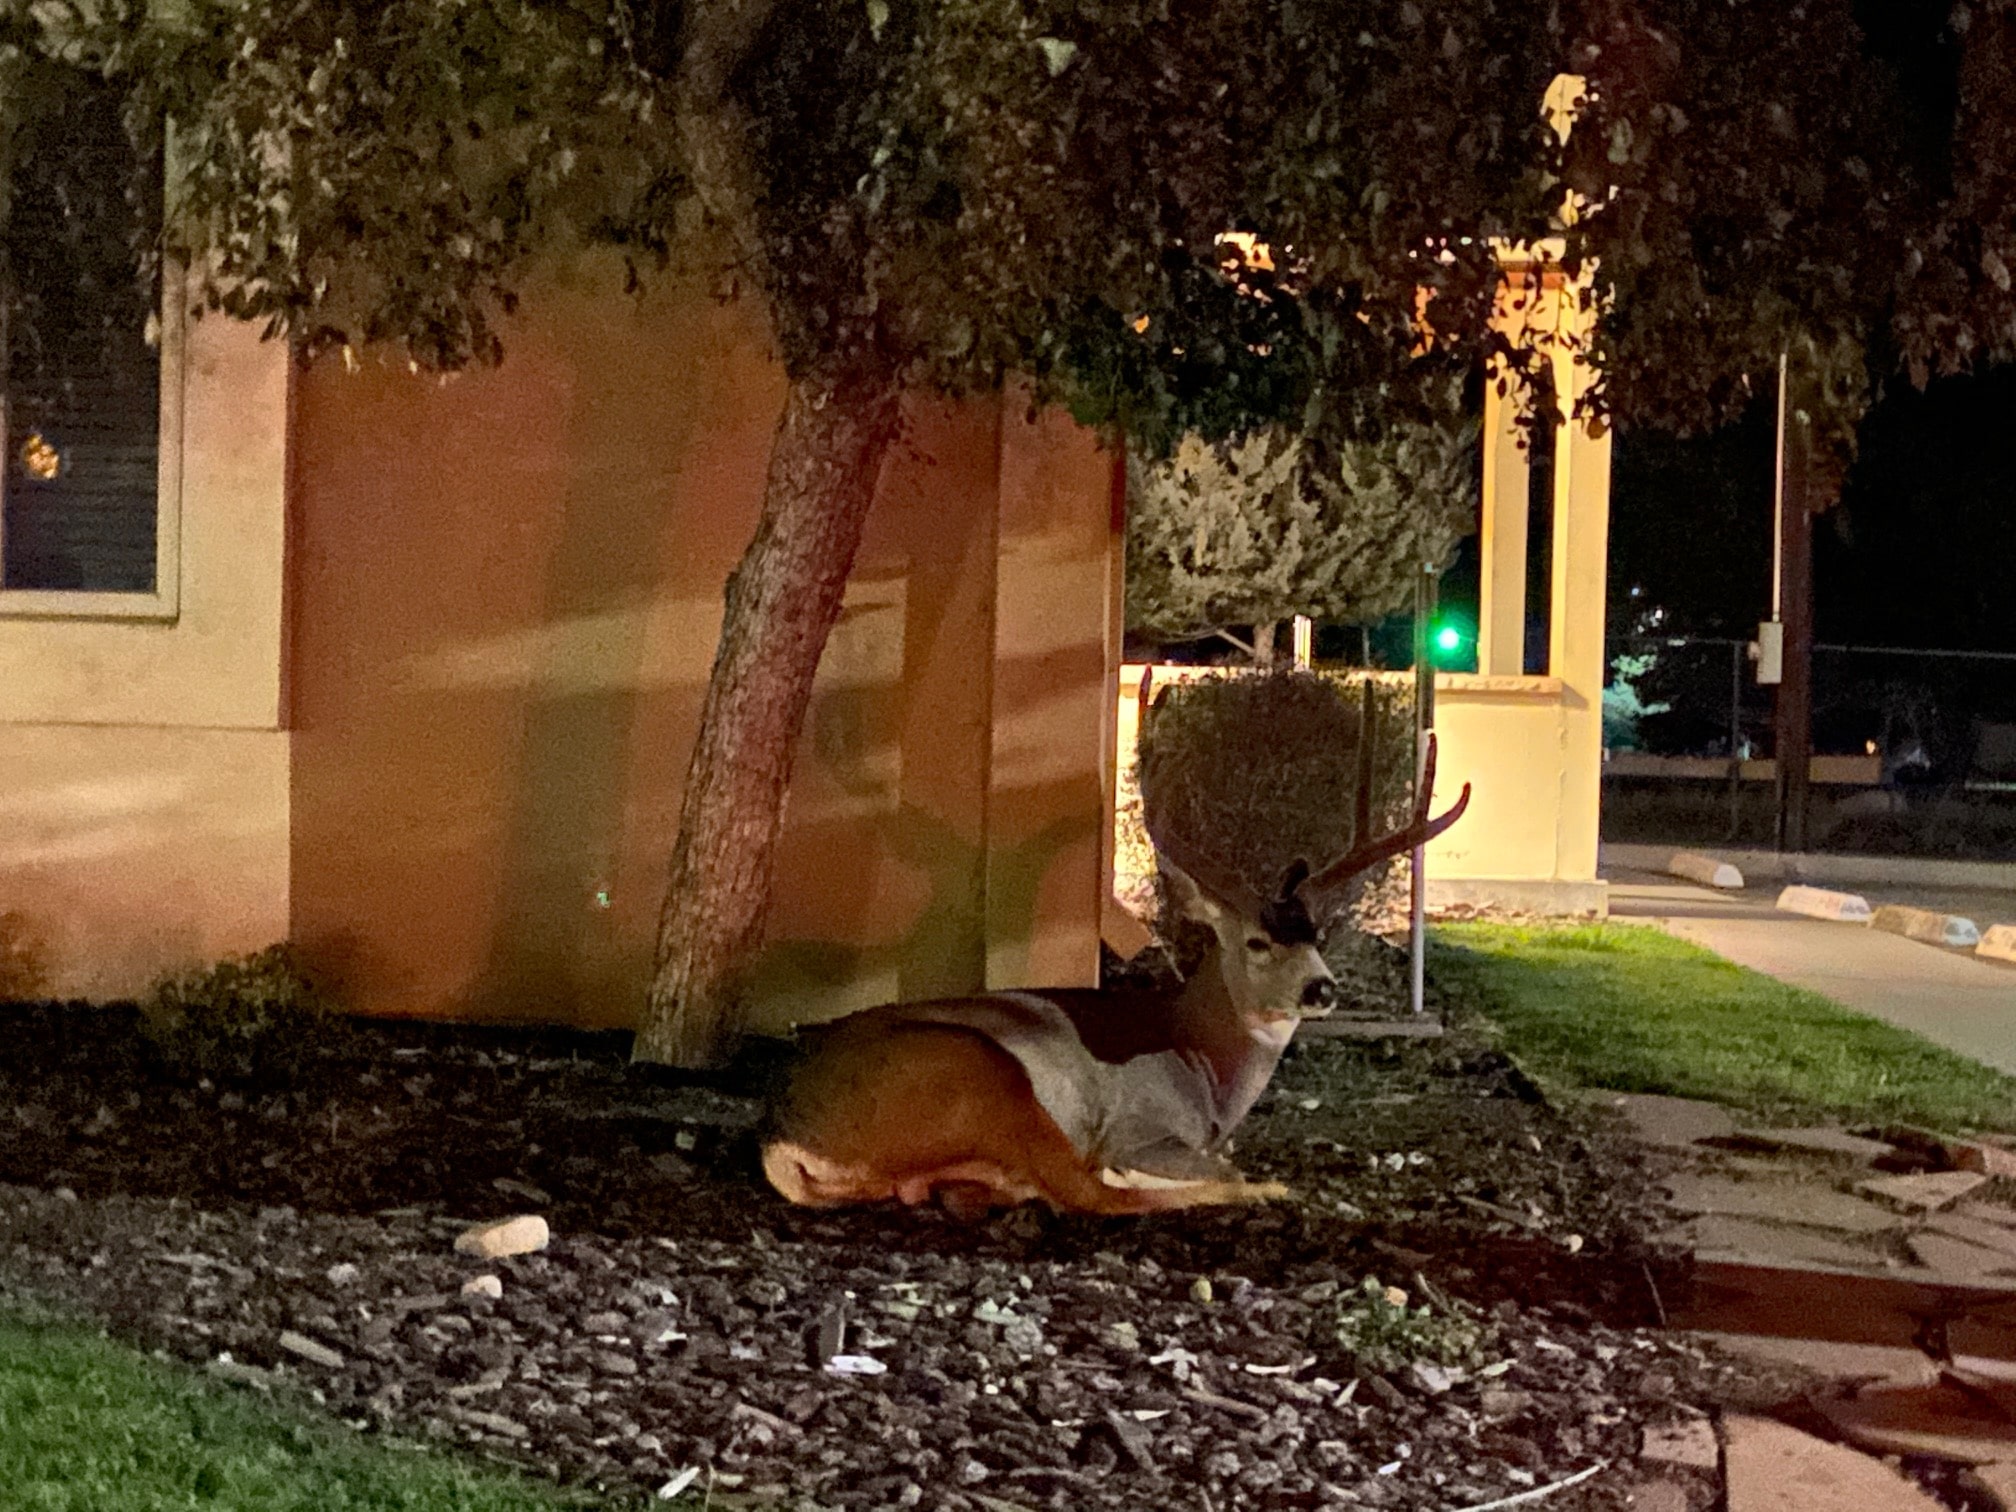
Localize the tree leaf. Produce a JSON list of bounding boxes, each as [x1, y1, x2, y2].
[[1035, 37, 1078, 77]]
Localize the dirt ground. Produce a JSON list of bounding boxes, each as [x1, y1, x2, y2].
[[0, 954, 1811, 1511]]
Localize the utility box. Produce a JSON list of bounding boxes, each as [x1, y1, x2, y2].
[[1754, 620, 1784, 686]]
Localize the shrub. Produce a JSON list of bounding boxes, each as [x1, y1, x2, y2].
[[140, 945, 334, 1087], [1328, 1275, 1493, 1375], [1134, 669, 1416, 940]]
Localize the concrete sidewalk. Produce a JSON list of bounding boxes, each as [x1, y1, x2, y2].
[[1607, 870, 2016, 1073]]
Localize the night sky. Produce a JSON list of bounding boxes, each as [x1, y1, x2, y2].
[[1608, 367, 2016, 658]]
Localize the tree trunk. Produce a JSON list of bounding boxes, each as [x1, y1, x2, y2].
[[1252, 619, 1278, 668], [635, 368, 903, 1066]]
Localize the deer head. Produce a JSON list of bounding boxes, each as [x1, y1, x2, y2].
[[1148, 734, 1472, 1029]]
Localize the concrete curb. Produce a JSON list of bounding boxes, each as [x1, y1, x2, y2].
[[1981, 925, 2016, 966], [1603, 842, 2016, 894], [1670, 851, 1745, 889], [1778, 885, 1873, 923], [1871, 904, 1984, 950]]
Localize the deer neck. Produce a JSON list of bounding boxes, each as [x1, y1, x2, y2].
[[1171, 950, 1298, 1139]]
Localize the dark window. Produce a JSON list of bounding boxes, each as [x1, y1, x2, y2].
[[2, 75, 162, 595]]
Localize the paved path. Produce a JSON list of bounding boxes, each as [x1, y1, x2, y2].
[[1606, 868, 2016, 1072]]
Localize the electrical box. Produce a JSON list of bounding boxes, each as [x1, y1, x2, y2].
[[1754, 620, 1784, 685]]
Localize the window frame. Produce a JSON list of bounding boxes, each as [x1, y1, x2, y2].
[[0, 256, 186, 623]]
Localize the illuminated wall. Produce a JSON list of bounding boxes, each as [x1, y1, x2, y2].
[[287, 261, 1121, 1029]]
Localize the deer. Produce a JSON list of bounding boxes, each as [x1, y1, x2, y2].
[[760, 735, 1470, 1218]]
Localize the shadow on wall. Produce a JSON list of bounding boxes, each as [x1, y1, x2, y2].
[[739, 796, 1097, 1033], [476, 358, 679, 1022]]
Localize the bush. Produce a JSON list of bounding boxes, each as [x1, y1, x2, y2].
[[1327, 1275, 1493, 1374], [1134, 669, 1416, 938], [140, 945, 334, 1087]]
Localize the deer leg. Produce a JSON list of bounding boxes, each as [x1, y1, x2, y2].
[[1030, 1158, 1292, 1215], [1086, 1176, 1292, 1214]]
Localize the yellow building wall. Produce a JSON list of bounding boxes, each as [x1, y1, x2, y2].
[[288, 261, 1119, 1030], [0, 313, 292, 997], [1435, 677, 1604, 911]]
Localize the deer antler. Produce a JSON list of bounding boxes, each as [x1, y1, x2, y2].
[[1300, 734, 1471, 918]]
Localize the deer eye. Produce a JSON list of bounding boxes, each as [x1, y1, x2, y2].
[[1245, 936, 1270, 953]]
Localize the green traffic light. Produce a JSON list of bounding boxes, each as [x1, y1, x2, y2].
[[1434, 625, 1463, 655]]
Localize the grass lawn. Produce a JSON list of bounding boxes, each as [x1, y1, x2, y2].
[[0, 1301, 636, 1512], [1430, 920, 2016, 1133]]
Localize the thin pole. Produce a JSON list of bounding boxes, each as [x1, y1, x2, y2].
[[1772, 351, 1788, 619], [1410, 564, 1438, 1017], [1774, 355, 1815, 854], [1728, 639, 1744, 841]]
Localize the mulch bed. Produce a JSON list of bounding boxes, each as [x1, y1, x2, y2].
[[0, 975, 1800, 1511]]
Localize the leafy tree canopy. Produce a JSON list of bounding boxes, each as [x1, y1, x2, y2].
[[4, 1, 2013, 456], [1562, 0, 2016, 476], [4, 0, 1569, 445]]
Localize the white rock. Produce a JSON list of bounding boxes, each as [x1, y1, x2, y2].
[[1979, 924, 2016, 965], [1408, 1361, 1453, 1395], [453, 1214, 550, 1259], [461, 1274, 504, 1299], [1669, 851, 1744, 889], [658, 1468, 703, 1500], [1777, 885, 1872, 923], [277, 1330, 344, 1369], [824, 1354, 887, 1375], [325, 1262, 360, 1287]]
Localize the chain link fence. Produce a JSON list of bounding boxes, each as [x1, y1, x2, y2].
[[1602, 635, 2016, 856]]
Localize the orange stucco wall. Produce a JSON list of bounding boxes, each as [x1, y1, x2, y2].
[[287, 264, 1119, 1030]]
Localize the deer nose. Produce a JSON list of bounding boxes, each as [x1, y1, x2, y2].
[[1301, 977, 1337, 1011]]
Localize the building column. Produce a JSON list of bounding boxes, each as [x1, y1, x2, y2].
[[1546, 319, 1613, 882], [1477, 367, 1532, 677]]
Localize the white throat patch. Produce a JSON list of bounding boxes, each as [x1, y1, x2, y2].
[[1248, 1015, 1297, 1052]]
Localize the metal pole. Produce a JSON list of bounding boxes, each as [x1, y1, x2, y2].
[[1410, 564, 1438, 1017], [1771, 351, 1787, 619], [1728, 639, 1744, 841]]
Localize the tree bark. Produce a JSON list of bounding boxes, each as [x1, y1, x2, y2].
[[1252, 619, 1278, 669], [635, 368, 903, 1066]]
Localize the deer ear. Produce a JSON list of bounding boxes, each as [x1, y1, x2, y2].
[[1161, 855, 1233, 928], [1277, 858, 1311, 900]]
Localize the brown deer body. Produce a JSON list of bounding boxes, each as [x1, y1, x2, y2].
[[762, 741, 1469, 1217]]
